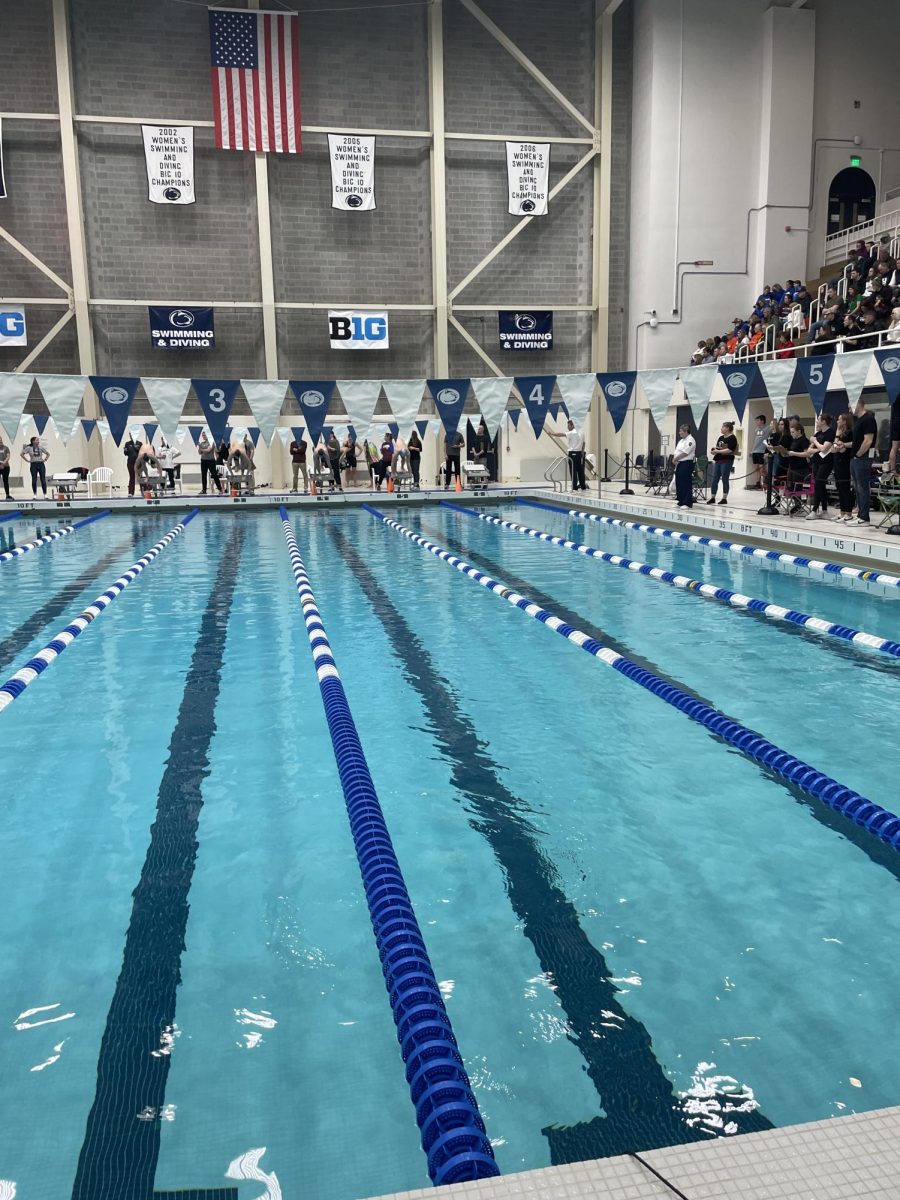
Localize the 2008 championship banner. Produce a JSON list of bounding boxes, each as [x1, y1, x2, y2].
[[141, 125, 195, 204]]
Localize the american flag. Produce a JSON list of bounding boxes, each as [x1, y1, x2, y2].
[[209, 8, 301, 154]]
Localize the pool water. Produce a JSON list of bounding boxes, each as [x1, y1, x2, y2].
[[0, 503, 898, 1200]]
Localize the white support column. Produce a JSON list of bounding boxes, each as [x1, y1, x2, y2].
[[592, 3, 615, 490], [428, 0, 449, 376], [250, 0, 279, 378], [52, 0, 95, 381]]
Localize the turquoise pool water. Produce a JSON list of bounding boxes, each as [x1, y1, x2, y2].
[[0, 504, 898, 1200]]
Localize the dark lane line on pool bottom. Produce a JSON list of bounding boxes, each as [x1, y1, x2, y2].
[[0, 533, 139, 675], [71, 523, 244, 1200], [329, 523, 773, 1163], [417, 518, 900, 884]]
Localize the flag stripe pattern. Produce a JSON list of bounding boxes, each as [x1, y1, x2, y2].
[[209, 9, 301, 154]]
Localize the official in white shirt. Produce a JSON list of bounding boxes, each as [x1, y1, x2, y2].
[[672, 423, 696, 508], [565, 419, 587, 491]]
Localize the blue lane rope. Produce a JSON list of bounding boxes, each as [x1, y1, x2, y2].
[[0, 509, 110, 565], [278, 508, 499, 1187], [518, 498, 900, 591], [442, 502, 900, 660], [365, 505, 900, 852], [0, 510, 199, 713], [0, 510, 21, 523]]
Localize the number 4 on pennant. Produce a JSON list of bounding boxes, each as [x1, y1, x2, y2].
[[529, 384, 545, 405]]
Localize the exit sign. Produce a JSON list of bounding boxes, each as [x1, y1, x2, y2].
[[850, 155, 861, 166]]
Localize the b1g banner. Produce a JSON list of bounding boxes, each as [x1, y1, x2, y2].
[[328, 134, 376, 211], [141, 125, 195, 205], [149, 306, 214, 349], [499, 311, 553, 351], [328, 310, 389, 350], [506, 142, 549, 216]]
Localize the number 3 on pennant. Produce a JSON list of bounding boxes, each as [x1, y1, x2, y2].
[[529, 384, 545, 405], [208, 387, 226, 412]]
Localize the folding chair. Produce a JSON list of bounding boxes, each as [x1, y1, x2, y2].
[[691, 455, 709, 504], [875, 473, 900, 529], [782, 470, 815, 517]]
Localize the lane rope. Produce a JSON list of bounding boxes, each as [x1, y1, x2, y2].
[[518, 498, 900, 590], [278, 509, 499, 1187], [365, 504, 900, 852], [0, 511, 21, 524], [441, 501, 900, 660], [0, 510, 110, 565], [0, 510, 199, 713]]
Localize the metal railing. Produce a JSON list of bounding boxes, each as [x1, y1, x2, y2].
[[740, 326, 898, 363], [544, 455, 571, 492], [824, 204, 900, 265]]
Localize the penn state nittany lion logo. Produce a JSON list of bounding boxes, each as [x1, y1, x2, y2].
[[514, 313, 537, 332], [521, 199, 536, 213], [346, 195, 363, 208], [436, 389, 460, 406], [101, 386, 129, 405], [726, 372, 748, 389], [168, 309, 195, 328], [163, 187, 182, 201], [606, 380, 627, 398], [880, 356, 900, 373], [300, 390, 325, 408]]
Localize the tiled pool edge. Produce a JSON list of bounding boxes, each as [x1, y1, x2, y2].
[[366, 1105, 900, 1200]]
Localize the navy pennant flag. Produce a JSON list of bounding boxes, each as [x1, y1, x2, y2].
[[515, 375, 556, 438], [427, 379, 470, 437], [89, 376, 141, 446], [81, 418, 97, 440], [875, 348, 900, 406], [794, 358, 831, 415], [290, 426, 306, 445], [289, 380, 334, 446], [597, 371, 636, 433], [193, 379, 239, 445], [188, 426, 204, 446], [718, 363, 758, 423], [508, 409, 520, 429]]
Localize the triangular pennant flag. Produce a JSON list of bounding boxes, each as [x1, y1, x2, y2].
[[427, 418, 443, 440], [336, 380, 383, 437], [289, 381, 335, 446], [415, 420, 428, 437], [241, 379, 288, 445], [469, 377, 514, 441], [188, 425, 204, 446], [515, 375, 556, 438], [81, 418, 97, 440], [193, 379, 240, 445], [835, 350, 874, 410], [875, 348, 900, 405], [0, 372, 34, 441], [142, 377, 191, 444], [639, 368, 679, 430], [175, 426, 189, 445], [247, 427, 261, 447], [276, 427, 291, 445], [597, 371, 637, 433], [290, 426, 305, 444], [548, 403, 560, 421], [90, 376, 141, 446], [97, 420, 110, 442], [757, 360, 798, 420], [427, 379, 470, 437], [35, 374, 87, 445], [794, 358, 834, 415], [34, 412, 51, 434], [142, 423, 157, 443], [718, 363, 758, 423], [556, 373, 596, 430], [680, 363, 718, 427], [387, 422, 400, 439], [380, 379, 425, 438], [508, 408, 520, 429]]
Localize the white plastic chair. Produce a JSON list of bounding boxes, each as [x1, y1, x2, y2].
[[88, 467, 114, 499]]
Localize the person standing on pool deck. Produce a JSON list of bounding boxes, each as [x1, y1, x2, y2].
[[831, 411, 855, 522], [408, 429, 422, 488], [672, 423, 696, 508], [443, 429, 463, 488], [21, 436, 49, 497], [198, 432, 224, 495], [707, 421, 738, 505], [845, 396, 878, 525], [565, 419, 587, 491], [326, 431, 343, 490], [289, 433, 308, 493], [0, 436, 12, 500], [750, 413, 769, 488], [124, 432, 141, 496]]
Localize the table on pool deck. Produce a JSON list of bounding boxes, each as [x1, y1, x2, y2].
[[51, 473, 82, 499]]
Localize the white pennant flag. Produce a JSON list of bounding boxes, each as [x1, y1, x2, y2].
[[428, 418, 443, 441], [175, 426, 188, 445], [506, 141, 550, 216], [142, 377, 191, 444], [556, 373, 596, 430], [0, 372, 34, 440], [470, 377, 514, 440], [97, 420, 110, 442], [835, 350, 875, 410], [680, 363, 718, 427], [639, 369, 679, 430], [336, 380, 382, 438], [35, 374, 87, 445], [240, 380, 288, 445], [382, 379, 426, 438], [328, 134, 376, 211], [276, 427, 291, 445], [141, 125, 195, 205], [757, 360, 797, 419]]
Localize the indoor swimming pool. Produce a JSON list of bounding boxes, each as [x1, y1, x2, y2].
[[1, 502, 898, 1200]]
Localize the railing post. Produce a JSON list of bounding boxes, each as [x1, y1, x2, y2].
[[619, 452, 634, 496], [602, 448, 610, 482]]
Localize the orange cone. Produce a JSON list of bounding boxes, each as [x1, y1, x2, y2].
[[455, 472, 463, 493], [387, 474, 394, 493], [309, 476, 317, 497]]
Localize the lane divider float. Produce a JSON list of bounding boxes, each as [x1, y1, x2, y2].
[[278, 509, 499, 1187], [365, 505, 900, 852], [442, 501, 900, 660], [0, 510, 110, 565], [518, 498, 900, 590], [0, 510, 199, 713], [0, 511, 21, 524]]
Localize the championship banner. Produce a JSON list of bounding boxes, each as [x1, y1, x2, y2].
[[328, 135, 376, 211], [141, 125, 195, 205], [0, 119, 6, 199], [506, 142, 550, 216], [150, 306, 214, 350], [90, 376, 140, 445]]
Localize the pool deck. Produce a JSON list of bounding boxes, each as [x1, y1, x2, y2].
[[367, 1105, 900, 1200]]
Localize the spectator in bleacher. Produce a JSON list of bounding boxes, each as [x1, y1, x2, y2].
[[855, 307, 885, 350], [832, 412, 855, 522], [795, 286, 812, 316], [775, 331, 795, 359], [751, 414, 769, 489], [706, 421, 738, 505], [673, 422, 696, 508], [805, 412, 836, 520], [886, 306, 900, 343]]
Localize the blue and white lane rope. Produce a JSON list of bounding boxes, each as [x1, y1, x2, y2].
[[0, 511, 199, 713], [0, 510, 110, 565], [278, 509, 499, 1187], [365, 505, 900, 852], [518, 498, 900, 590], [442, 502, 900, 660]]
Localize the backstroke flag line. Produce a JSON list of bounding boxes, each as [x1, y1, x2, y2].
[[328, 135, 375, 211], [209, 8, 301, 154]]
